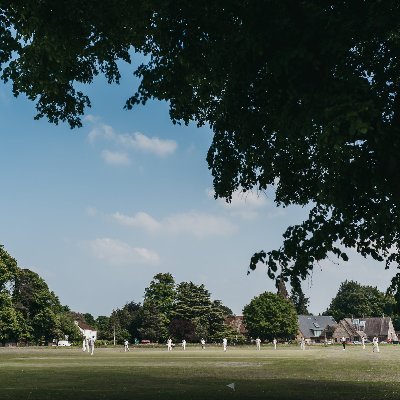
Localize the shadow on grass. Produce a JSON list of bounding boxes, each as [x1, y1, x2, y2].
[[2, 378, 400, 400]]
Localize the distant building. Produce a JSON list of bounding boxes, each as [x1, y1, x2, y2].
[[224, 316, 247, 335], [332, 317, 398, 343], [330, 318, 365, 343], [297, 315, 337, 343], [75, 321, 97, 340]]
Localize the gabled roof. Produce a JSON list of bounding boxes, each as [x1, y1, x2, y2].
[[331, 318, 366, 339], [332, 317, 396, 340], [364, 317, 392, 336], [341, 318, 360, 337], [298, 315, 337, 339], [75, 321, 96, 331]]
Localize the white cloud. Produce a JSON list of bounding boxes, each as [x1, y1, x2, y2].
[[101, 150, 131, 166], [88, 123, 116, 143], [118, 132, 177, 156], [86, 206, 98, 217], [111, 211, 236, 237], [164, 212, 236, 237], [112, 211, 161, 232], [87, 238, 160, 266], [229, 190, 267, 208], [84, 114, 101, 123], [207, 188, 269, 219], [87, 121, 177, 157]]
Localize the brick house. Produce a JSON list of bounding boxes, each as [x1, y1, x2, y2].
[[331, 317, 398, 342], [331, 318, 365, 343]]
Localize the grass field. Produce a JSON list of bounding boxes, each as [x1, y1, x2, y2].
[[1, 344, 400, 400]]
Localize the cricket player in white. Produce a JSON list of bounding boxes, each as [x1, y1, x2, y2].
[[255, 337, 261, 350], [273, 338, 277, 350], [89, 336, 95, 355], [223, 338, 227, 352], [124, 339, 130, 352], [300, 338, 305, 350], [372, 336, 380, 352], [167, 338, 173, 351], [362, 336, 366, 350], [182, 339, 186, 350]]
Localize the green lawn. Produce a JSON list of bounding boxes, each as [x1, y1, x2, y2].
[[1, 344, 399, 399]]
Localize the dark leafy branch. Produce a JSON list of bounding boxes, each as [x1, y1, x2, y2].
[[2, 1, 400, 285]]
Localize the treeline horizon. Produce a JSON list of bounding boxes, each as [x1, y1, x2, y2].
[[2, 244, 400, 345]]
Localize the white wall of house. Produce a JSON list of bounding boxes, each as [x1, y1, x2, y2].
[[75, 321, 97, 340]]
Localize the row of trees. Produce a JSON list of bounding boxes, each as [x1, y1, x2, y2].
[[0, 245, 80, 344], [1, 242, 300, 344], [3, 241, 400, 345], [87, 276, 313, 343], [79, 276, 301, 344], [324, 280, 400, 329], [81, 273, 242, 344], [241, 279, 400, 341], [86, 279, 400, 342]]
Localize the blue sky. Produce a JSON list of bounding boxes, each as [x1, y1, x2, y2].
[[0, 59, 396, 318]]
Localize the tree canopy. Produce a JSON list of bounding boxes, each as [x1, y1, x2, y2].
[[143, 273, 175, 313], [324, 280, 396, 322], [2, 1, 400, 286], [0, 245, 79, 344], [140, 272, 176, 341], [243, 292, 298, 340], [173, 282, 235, 341], [290, 286, 310, 316], [137, 274, 235, 343]]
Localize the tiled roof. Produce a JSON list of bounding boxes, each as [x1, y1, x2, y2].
[[298, 315, 337, 339], [331, 318, 367, 339], [332, 317, 396, 340], [364, 317, 391, 336]]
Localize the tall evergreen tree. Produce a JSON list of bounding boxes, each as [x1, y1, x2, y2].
[[114, 302, 142, 342], [173, 282, 212, 340], [207, 300, 235, 342], [173, 282, 211, 320], [143, 273, 175, 318], [276, 277, 289, 299], [141, 273, 175, 342], [290, 287, 310, 315], [168, 319, 196, 342], [139, 303, 169, 343]]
